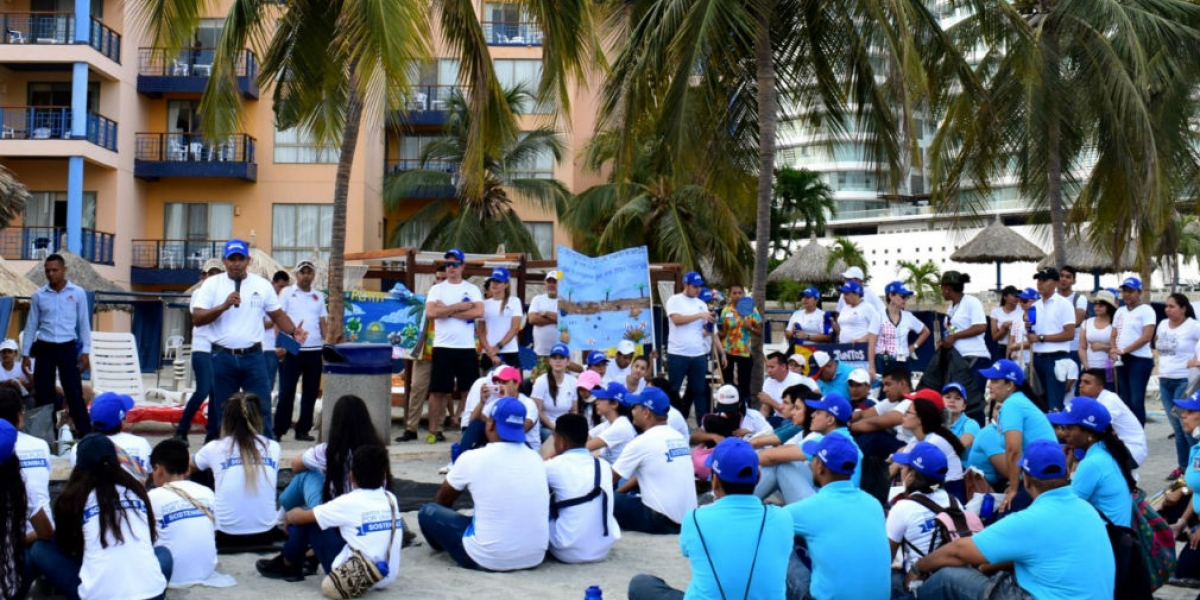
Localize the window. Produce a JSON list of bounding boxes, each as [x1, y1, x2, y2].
[[506, 132, 555, 179], [28, 82, 99, 112], [168, 100, 201, 133], [524, 221, 553, 259], [493, 59, 548, 113], [273, 204, 334, 268], [274, 126, 339, 164], [163, 203, 233, 241], [25, 192, 96, 229], [483, 3, 541, 45], [393, 135, 455, 171]]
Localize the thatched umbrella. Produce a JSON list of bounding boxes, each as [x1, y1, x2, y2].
[[0, 165, 30, 228], [26, 250, 126, 312], [1036, 238, 1146, 291], [0, 255, 37, 298], [247, 247, 286, 280], [768, 234, 847, 285], [950, 216, 1046, 290]]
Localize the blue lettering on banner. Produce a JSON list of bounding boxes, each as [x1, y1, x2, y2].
[[158, 507, 207, 528], [83, 499, 146, 524]]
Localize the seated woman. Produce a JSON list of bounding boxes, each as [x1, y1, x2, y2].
[[964, 400, 1008, 490], [533, 344, 578, 446], [942, 382, 980, 456], [1047, 397, 1135, 526], [586, 383, 637, 464], [753, 385, 824, 505], [893, 392, 966, 501]]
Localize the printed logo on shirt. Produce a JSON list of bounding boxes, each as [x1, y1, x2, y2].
[[219, 456, 279, 470], [83, 499, 146, 523], [354, 510, 404, 537], [159, 507, 209, 528], [250, 292, 263, 308], [1193, 455, 1200, 471], [17, 450, 49, 470], [664, 439, 689, 462], [917, 516, 937, 534]]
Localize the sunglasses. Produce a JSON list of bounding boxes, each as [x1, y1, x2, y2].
[[445, 262, 462, 268]]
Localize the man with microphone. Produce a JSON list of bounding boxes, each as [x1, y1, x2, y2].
[[192, 239, 306, 442]]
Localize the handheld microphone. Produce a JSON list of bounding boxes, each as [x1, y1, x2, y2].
[[233, 276, 242, 308]]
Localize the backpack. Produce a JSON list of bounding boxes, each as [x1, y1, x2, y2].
[[1131, 490, 1176, 591], [1096, 509, 1153, 600], [902, 492, 984, 555]]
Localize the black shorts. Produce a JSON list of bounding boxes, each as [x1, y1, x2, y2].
[[430, 347, 479, 394]]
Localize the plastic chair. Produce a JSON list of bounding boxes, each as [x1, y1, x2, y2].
[[163, 335, 184, 362], [90, 332, 148, 403]]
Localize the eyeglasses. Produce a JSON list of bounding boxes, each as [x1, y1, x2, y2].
[[445, 262, 462, 268], [1173, 407, 1188, 419]]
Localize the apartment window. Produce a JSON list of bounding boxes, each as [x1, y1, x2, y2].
[[393, 135, 455, 171], [273, 204, 334, 268], [163, 203, 233, 241], [194, 19, 224, 47], [484, 3, 541, 45], [493, 59, 548, 113], [28, 82, 99, 112], [25, 192, 96, 229], [274, 126, 339, 164], [524, 221, 554, 259], [507, 132, 555, 179], [407, 60, 462, 109]]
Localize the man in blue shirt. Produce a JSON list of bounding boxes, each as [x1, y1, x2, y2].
[[915, 439, 1115, 600], [811, 351, 853, 400], [629, 438, 793, 600], [22, 254, 91, 436], [785, 434, 890, 600]]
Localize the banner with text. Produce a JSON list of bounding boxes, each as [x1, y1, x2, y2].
[[790, 343, 871, 377], [557, 245, 655, 351]]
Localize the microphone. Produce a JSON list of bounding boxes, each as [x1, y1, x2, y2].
[[233, 276, 242, 308]]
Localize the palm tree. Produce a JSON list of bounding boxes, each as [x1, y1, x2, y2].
[[384, 86, 569, 257], [826, 237, 868, 280], [0, 165, 29, 228], [770, 167, 836, 259], [896, 259, 941, 301], [1157, 214, 1200, 293]]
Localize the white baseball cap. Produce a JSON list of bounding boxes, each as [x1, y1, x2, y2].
[[616, 340, 636, 355], [787, 354, 807, 366], [0, 339, 16, 352], [848, 368, 871, 384], [715, 384, 740, 405], [841, 266, 865, 280], [811, 351, 833, 369]]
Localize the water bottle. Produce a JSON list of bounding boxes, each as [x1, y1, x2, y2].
[[57, 424, 74, 457], [584, 585, 603, 600], [980, 493, 995, 523], [1104, 358, 1115, 383], [1027, 306, 1037, 327]]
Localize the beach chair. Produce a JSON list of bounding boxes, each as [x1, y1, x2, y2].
[[89, 332, 147, 403]]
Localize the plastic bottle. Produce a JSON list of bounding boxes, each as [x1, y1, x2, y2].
[[57, 424, 74, 457], [584, 585, 603, 600], [980, 493, 995, 523]]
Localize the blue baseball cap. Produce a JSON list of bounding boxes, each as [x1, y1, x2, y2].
[[1176, 390, 1200, 411], [684, 271, 705, 287], [802, 434, 859, 475], [490, 267, 510, 283], [892, 441, 949, 480], [223, 239, 249, 259], [601, 382, 630, 404], [444, 248, 465, 263], [800, 286, 821, 299], [1120, 277, 1142, 291], [491, 397, 527, 443], [804, 393, 852, 424], [978, 359, 1025, 386], [586, 350, 609, 366], [941, 382, 967, 398], [1017, 287, 1039, 301], [1048, 397, 1112, 432], [885, 281, 914, 297], [1021, 439, 1068, 480], [0, 420, 15, 464], [550, 343, 570, 358], [90, 391, 134, 432], [625, 388, 670, 415], [705, 438, 760, 484], [838, 280, 864, 295]]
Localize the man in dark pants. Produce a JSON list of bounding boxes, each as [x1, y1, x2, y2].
[[273, 260, 327, 441], [22, 254, 91, 437], [174, 260, 224, 444]]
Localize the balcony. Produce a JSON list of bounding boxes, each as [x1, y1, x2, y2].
[[0, 226, 114, 265], [0, 12, 121, 64], [384, 159, 457, 198], [134, 133, 257, 181], [394, 85, 466, 126], [0, 106, 118, 151], [483, 20, 543, 46], [136, 47, 259, 99], [131, 239, 225, 285]]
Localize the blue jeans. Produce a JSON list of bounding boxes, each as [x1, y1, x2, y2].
[[1032, 352, 1068, 411], [628, 574, 685, 600], [785, 551, 817, 600], [1117, 354, 1153, 424], [30, 540, 173, 600], [283, 522, 346, 574], [613, 492, 680, 534], [280, 469, 325, 511], [667, 353, 709, 420], [264, 350, 280, 395], [755, 461, 817, 505], [460, 419, 488, 453], [1161, 377, 1194, 469], [918, 567, 1032, 600], [418, 503, 481, 570], [210, 350, 273, 439], [177, 350, 213, 436]]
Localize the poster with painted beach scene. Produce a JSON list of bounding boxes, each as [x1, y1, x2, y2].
[[557, 245, 654, 351]]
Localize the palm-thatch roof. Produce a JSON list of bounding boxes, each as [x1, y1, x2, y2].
[[768, 235, 847, 284], [950, 217, 1046, 263], [247, 248, 286, 279], [26, 250, 124, 292], [1036, 239, 1141, 273], [0, 165, 30, 228], [0, 255, 37, 297]]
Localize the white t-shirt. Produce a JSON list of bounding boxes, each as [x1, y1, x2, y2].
[[666, 293, 710, 357], [149, 481, 218, 586], [872, 399, 915, 445], [1091, 391, 1149, 466], [837, 302, 881, 343], [0, 362, 24, 383], [945, 295, 989, 358], [990, 306, 1024, 346], [1030, 294, 1075, 354], [193, 273, 281, 349], [459, 376, 489, 429], [762, 372, 804, 404], [900, 433, 963, 481], [188, 293, 213, 353], [426, 280, 484, 349], [1157, 319, 1200, 379], [545, 450, 620, 563], [78, 487, 167, 600], [313, 488, 403, 590], [193, 436, 281, 534], [610, 424, 696, 523], [886, 488, 951, 570], [1080, 317, 1113, 369], [71, 432, 153, 478], [482, 296, 523, 353], [739, 410, 774, 434], [279, 285, 328, 349], [528, 293, 560, 355], [603, 362, 632, 386], [16, 432, 52, 535], [877, 310, 927, 359], [445, 441, 549, 571], [589, 416, 637, 464], [787, 309, 826, 337], [533, 373, 578, 425], [1063, 292, 1089, 352], [837, 292, 887, 316], [1113, 304, 1156, 359], [667, 406, 690, 439]]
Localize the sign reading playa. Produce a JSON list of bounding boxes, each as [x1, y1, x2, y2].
[[557, 245, 655, 351]]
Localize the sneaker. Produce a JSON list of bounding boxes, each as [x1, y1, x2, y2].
[[394, 430, 418, 443], [256, 554, 304, 582], [1168, 467, 1185, 481], [426, 431, 446, 444], [438, 462, 453, 475], [295, 433, 315, 442]]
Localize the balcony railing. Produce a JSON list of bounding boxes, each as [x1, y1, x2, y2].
[[0, 226, 114, 264], [0, 12, 121, 63], [387, 159, 458, 173], [132, 239, 226, 270], [482, 20, 543, 45], [403, 85, 467, 112], [137, 47, 257, 78], [134, 133, 257, 181], [0, 106, 118, 151]]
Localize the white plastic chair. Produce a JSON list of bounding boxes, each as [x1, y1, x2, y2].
[[168, 137, 187, 161], [89, 332, 147, 403], [7, 29, 26, 44], [171, 60, 189, 76], [163, 334, 184, 362]]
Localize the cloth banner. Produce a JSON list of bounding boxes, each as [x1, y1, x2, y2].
[[556, 245, 654, 351], [342, 289, 425, 359], [790, 343, 871, 376]]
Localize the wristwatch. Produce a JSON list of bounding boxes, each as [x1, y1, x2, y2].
[[1038, 334, 1046, 343]]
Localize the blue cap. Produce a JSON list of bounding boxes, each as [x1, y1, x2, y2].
[[1176, 390, 1200, 411], [491, 397, 527, 443], [705, 438, 760, 484], [1020, 439, 1068, 480], [684, 271, 705, 287], [444, 248, 465, 262], [885, 281, 914, 297], [1105, 287, 1120, 297], [978, 359, 1025, 386], [223, 239, 249, 259], [699, 287, 714, 303], [1047, 397, 1112, 432], [89, 392, 134, 432], [601, 382, 630, 404], [1120, 277, 1142, 291], [1017, 287, 1039, 300], [490, 267, 510, 283], [941, 382, 967, 398], [802, 434, 859, 475], [625, 388, 670, 415], [804, 393, 852, 424], [800, 286, 821, 299], [550, 343, 570, 358], [0, 420, 15, 463], [892, 441, 949, 480], [586, 350, 609, 366], [838, 280, 864, 295]]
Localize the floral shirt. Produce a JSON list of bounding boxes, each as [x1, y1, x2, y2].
[[720, 306, 762, 357]]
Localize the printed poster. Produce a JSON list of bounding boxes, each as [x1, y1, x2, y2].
[[557, 245, 655, 351], [342, 288, 426, 358]]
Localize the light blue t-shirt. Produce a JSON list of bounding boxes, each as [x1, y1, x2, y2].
[[965, 424, 1005, 485], [949, 414, 981, 455], [680, 495, 793, 600], [997, 391, 1056, 452], [817, 363, 853, 400], [1071, 441, 1132, 527], [786, 480, 890, 600], [972, 486, 1115, 600], [1188, 444, 1200, 512]]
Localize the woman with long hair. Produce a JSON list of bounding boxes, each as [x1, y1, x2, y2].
[[875, 282, 929, 375], [1161, 293, 1200, 477], [1048, 397, 1136, 526], [1079, 289, 1116, 373], [753, 384, 825, 504], [0, 420, 30, 600], [896, 395, 967, 500], [478, 268, 523, 371], [30, 434, 170, 600], [887, 442, 963, 598], [533, 343, 578, 443], [193, 392, 283, 550], [625, 355, 650, 394], [585, 385, 636, 463]]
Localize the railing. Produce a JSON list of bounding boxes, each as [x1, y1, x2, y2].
[[135, 133, 255, 163], [0, 226, 114, 264], [88, 17, 119, 62], [132, 239, 227, 270], [387, 159, 457, 173], [0, 106, 119, 151], [402, 85, 468, 112], [482, 20, 543, 45], [0, 13, 121, 63], [137, 47, 257, 78]]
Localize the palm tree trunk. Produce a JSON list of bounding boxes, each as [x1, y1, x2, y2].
[[325, 85, 364, 343], [750, 11, 776, 395], [1045, 35, 1067, 269]]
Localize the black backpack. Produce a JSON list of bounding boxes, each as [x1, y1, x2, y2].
[[1097, 510, 1152, 600]]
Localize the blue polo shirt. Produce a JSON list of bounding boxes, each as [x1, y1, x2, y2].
[[1188, 445, 1200, 512], [817, 363, 853, 400], [773, 422, 802, 444], [1070, 441, 1131, 526], [680, 494, 793, 600], [949, 414, 981, 455], [972, 486, 1114, 599], [786, 480, 890, 600], [997, 391, 1056, 452], [965, 424, 1005, 485]]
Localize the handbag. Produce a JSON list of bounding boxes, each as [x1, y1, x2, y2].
[[321, 492, 397, 599], [1131, 489, 1176, 590]]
